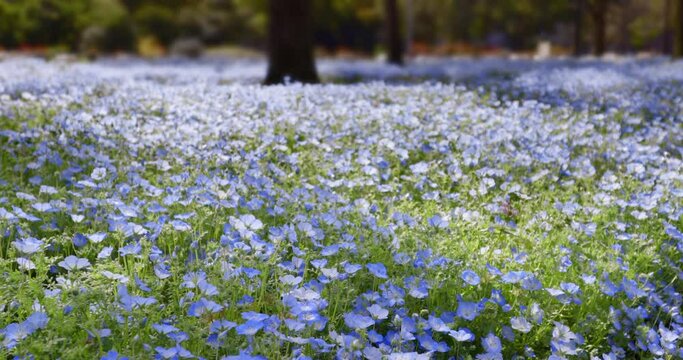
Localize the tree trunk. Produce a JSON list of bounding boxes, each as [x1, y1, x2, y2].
[[264, 0, 319, 84], [592, 0, 607, 56], [573, 0, 584, 56], [663, 0, 672, 54], [404, 0, 414, 56], [385, 0, 404, 65], [675, 0, 683, 57]]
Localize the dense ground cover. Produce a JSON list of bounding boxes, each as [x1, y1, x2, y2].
[[0, 56, 682, 359]]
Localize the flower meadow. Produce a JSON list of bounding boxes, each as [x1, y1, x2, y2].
[[0, 56, 682, 360]]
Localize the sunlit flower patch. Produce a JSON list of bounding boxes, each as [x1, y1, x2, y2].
[[0, 57, 682, 359]]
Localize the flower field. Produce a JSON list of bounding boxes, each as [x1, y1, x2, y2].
[[0, 57, 682, 359]]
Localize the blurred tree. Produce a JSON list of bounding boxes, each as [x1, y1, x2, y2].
[[385, 0, 403, 64], [405, 0, 414, 54], [312, 0, 380, 54], [133, 4, 177, 47], [264, 0, 318, 84], [82, 0, 135, 53], [573, 0, 585, 55], [0, 0, 39, 48], [0, 0, 672, 57], [589, 0, 606, 55], [663, 0, 672, 54], [675, 0, 683, 57]]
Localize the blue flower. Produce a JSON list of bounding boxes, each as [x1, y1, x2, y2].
[[72, 233, 88, 248], [221, 350, 267, 360], [170, 220, 191, 232], [622, 278, 646, 299], [461, 269, 481, 286], [366, 304, 389, 320], [456, 298, 481, 321], [344, 313, 375, 330], [366, 263, 388, 279], [428, 214, 449, 229], [405, 276, 429, 298], [13, 237, 43, 255], [188, 298, 223, 317], [101, 350, 129, 360], [58, 255, 90, 271], [235, 320, 264, 336], [87, 232, 107, 243], [1, 312, 48, 349], [449, 328, 475, 342], [482, 333, 502, 353], [155, 344, 193, 359], [510, 316, 532, 333]]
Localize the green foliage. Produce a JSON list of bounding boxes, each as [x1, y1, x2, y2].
[[133, 5, 177, 46], [0, 0, 673, 54]]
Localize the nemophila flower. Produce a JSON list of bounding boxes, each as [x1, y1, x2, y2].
[[135, 275, 152, 292], [310, 258, 327, 269], [500, 270, 526, 284], [1, 312, 48, 349], [155, 344, 193, 359], [117, 204, 138, 218], [91, 167, 107, 181], [221, 350, 267, 360], [210, 319, 237, 333], [581, 274, 596, 284], [101, 270, 129, 283], [551, 322, 580, 356], [87, 232, 107, 243], [428, 214, 449, 229], [2, 58, 683, 358], [188, 298, 223, 317], [235, 320, 264, 336], [230, 214, 263, 239], [381, 282, 405, 307], [367, 304, 389, 320], [32, 202, 54, 213], [456, 297, 481, 321], [409, 162, 429, 175], [449, 328, 475, 342], [153, 263, 172, 280], [58, 255, 90, 271], [101, 350, 129, 360], [153, 323, 179, 335], [417, 333, 450, 352], [118, 285, 156, 311], [426, 315, 449, 333], [405, 276, 430, 298], [170, 220, 191, 232], [12, 206, 40, 222], [486, 263, 503, 277], [461, 269, 481, 286], [97, 246, 113, 259], [599, 276, 620, 296], [13, 237, 43, 255], [280, 274, 303, 286], [482, 333, 502, 353], [0, 208, 17, 221], [72, 233, 88, 248], [344, 313, 375, 330], [510, 316, 533, 333], [85, 328, 112, 339], [119, 242, 142, 257], [527, 303, 544, 325], [502, 326, 515, 341], [622, 277, 647, 299], [366, 263, 388, 279], [16, 257, 36, 271]]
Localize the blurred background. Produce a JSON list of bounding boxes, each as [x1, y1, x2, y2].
[[0, 0, 676, 59]]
